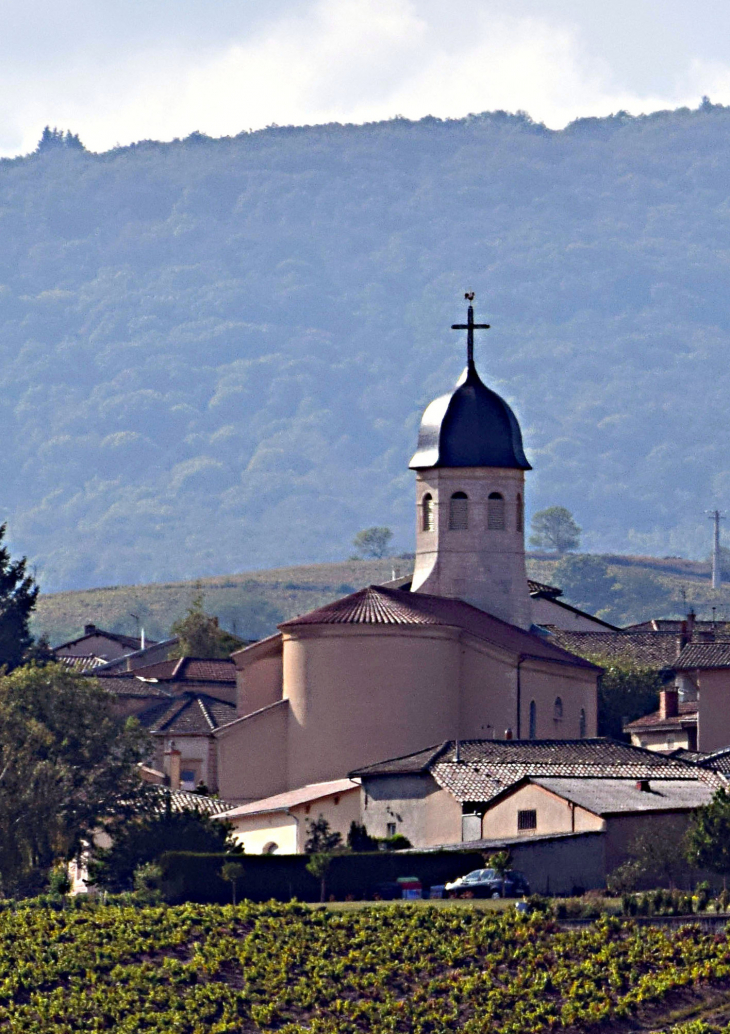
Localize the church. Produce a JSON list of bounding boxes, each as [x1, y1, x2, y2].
[[215, 300, 601, 804]]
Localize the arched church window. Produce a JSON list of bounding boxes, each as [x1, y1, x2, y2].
[[529, 700, 537, 740], [449, 492, 468, 530], [579, 708, 586, 739], [487, 492, 505, 530], [516, 493, 524, 533], [422, 493, 435, 532], [554, 697, 563, 721]]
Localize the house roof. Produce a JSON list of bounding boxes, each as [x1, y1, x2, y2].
[[527, 579, 563, 598], [699, 747, 730, 775], [624, 701, 698, 733], [114, 657, 237, 683], [280, 586, 601, 669], [57, 654, 109, 673], [219, 778, 359, 819], [626, 619, 730, 633], [351, 738, 721, 804], [528, 776, 713, 814], [144, 785, 233, 816], [545, 629, 682, 668], [139, 693, 237, 736], [91, 674, 174, 699], [55, 626, 152, 652], [675, 642, 730, 670]]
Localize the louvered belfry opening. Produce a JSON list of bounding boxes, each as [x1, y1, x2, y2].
[[449, 492, 468, 530], [516, 493, 524, 533], [422, 493, 435, 532], [487, 492, 505, 530]]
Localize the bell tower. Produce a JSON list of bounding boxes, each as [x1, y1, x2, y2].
[[409, 297, 533, 629]]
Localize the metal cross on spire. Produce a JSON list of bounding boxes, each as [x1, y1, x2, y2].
[[451, 292, 490, 370]]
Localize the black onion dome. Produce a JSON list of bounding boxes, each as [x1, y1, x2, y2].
[[409, 363, 531, 470]]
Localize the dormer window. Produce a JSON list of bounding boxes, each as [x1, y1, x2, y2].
[[449, 492, 468, 530], [487, 492, 505, 530], [422, 493, 435, 532]]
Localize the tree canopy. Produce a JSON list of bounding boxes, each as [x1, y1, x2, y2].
[[529, 507, 581, 554], [686, 789, 730, 878], [170, 594, 245, 658], [351, 528, 393, 559], [0, 523, 39, 670], [0, 663, 148, 894]]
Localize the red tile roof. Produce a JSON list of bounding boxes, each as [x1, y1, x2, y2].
[[546, 629, 682, 668], [675, 642, 730, 670], [97, 656, 236, 683], [139, 693, 237, 736], [351, 738, 722, 803], [624, 701, 698, 732], [280, 586, 600, 669]]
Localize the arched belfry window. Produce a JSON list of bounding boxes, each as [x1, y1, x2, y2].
[[449, 492, 468, 530], [529, 700, 537, 740], [422, 493, 435, 532], [487, 492, 505, 530], [579, 708, 586, 739], [516, 493, 524, 533], [554, 697, 563, 721]]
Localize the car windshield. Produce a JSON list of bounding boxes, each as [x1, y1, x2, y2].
[[464, 869, 495, 881]]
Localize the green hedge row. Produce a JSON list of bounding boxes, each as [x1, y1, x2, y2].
[[158, 849, 487, 903]]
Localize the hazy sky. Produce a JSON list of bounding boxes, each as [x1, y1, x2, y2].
[[4, 0, 730, 155]]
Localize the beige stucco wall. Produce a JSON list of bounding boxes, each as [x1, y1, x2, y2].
[[290, 787, 362, 852], [531, 596, 611, 631], [235, 638, 284, 716], [216, 699, 290, 803], [604, 812, 694, 876], [283, 625, 462, 788], [697, 670, 730, 752], [482, 783, 604, 840], [157, 734, 212, 790], [411, 467, 533, 629], [629, 729, 692, 752], [226, 811, 298, 854], [519, 659, 598, 740], [362, 774, 462, 848]]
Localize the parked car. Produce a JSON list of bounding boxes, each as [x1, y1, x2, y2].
[[444, 868, 530, 899]]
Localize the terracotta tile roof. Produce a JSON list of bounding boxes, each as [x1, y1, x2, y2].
[[280, 586, 600, 669], [699, 747, 730, 775], [352, 738, 722, 804], [57, 654, 108, 673], [626, 619, 730, 633], [120, 657, 237, 682], [675, 642, 730, 670], [546, 629, 682, 667], [666, 748, 709, 763], [624, 701, 698, 732], [219, 778, 359, 819], [139, 693, 237, 736], [91, 674, 174, 699], [530, 777, 713, 814], [527, 579, 563, 598], [145, 785, 233, 816]]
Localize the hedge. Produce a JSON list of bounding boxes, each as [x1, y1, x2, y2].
[[158, 849, 488, 903]]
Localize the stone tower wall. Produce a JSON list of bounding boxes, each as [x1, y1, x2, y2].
[[411, 466, 533, 629]]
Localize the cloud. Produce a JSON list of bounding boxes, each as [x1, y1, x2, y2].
[[0, 0, 722, 156]]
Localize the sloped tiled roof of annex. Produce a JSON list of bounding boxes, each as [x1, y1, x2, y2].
[[220, 779, 360, 819], [144, 785, 233, 816], [280, 586, 601, 668], [57, 654, 109, 673], [90, 674, 174, 699], [529, 777, 713, 814], [546, 629, 682, 668], [675, 642, 730, 670], [624, 701, 698, 732], [96, 657, 236, 683], [138, 693, 237, 736], [351, 738, 722, 804]]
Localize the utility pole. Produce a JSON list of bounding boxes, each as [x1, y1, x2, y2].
[[706, 510, 725, 590]]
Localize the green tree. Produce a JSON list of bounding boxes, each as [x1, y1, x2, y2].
[[686, 788, 730, 880], [306, 852, 333, 902], [347, 821, 378, 852], [304, 815, 343, 854], [552, 554, 617, 616], [0, 664, 148, 895], [484, 849, 511, 897], [220, 860, 245, 905], [579, 655, 662, 739], [529, 507, 581, 554], [90, 801, 237, 891], [0, 524, 40, 671], [170, 593, 244, 659], [608, 569, 671, 625], [351, 527, 393, 559]]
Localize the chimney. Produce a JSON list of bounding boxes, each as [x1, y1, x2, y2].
[[84, 623, 96, 635], [659, 688, 679, 720], [636, 779, 651, 793], [164, 747, 181, 790]]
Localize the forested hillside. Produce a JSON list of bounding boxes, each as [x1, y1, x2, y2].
[[3, 104, 730, 590]]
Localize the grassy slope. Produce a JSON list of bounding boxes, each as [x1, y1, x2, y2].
[[33, 552, 730, 647]]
